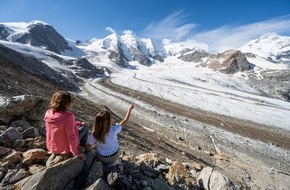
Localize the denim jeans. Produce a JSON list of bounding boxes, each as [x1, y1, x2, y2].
[[78, 125, 89, 147], [73, 150, 97, 189]]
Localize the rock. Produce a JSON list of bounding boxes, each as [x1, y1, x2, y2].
[[0, 166, 6, 182], [33, 136, 46, 149], [86, 161, 103, 186], [15, 157, 83, 190], [22, 127, 39, 139], [165, 158, 173, 165], [1, 168, 30, 186], [136, 153, 160, 167], [12, 139, 26, 149], [23, 138, 35, 149], [1, 169, 18, 186], [0, 146, 11, 158], [9, 120, 32, 131], [28, 164, 46, 174], [0, 95, 46, 125], [207, 50, 250, 74], [197, 167, 236, 190], [22, 149, 46, 166], [189, 169, 197, 178], [192, 161, 203, 171], [0, 127, 23, 146], [165, 161, 189, 186], [85, 178, 113, 190], [1, 150, 21, 165], [155, 164, 170, 172], [152, 178, 174, 190]]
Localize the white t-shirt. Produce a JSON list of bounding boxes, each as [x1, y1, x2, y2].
[[87, 124, 121, 156]]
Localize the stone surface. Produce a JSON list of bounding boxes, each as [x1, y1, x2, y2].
[[15, 157, 83, 190], [197, 167, 236, 190], [165, 161, 189, 186], [207, 50, 250, 74], [85, 178, 114, 190], [22, 149, 46, 166], [0, 127, 23, 146]]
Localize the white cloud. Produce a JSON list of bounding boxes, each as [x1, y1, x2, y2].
[[144, 11, 290, 53], [122, 30, 134, 35], [143, 10, 196, 41], [192, 15, 290, 53], [106, 27, 116, 34]]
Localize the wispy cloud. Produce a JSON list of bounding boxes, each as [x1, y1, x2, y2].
[[193, 15, 290, 53], [106, 27, 116, 34], [144, 12, 290, 53], [142, 10, 196, 41]]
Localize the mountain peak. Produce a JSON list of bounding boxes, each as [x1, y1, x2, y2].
[[240, 33, 290, 64], [27, 20, 49, 28]]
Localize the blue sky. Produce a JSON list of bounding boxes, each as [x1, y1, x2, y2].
[[1, 0, 290, 52]]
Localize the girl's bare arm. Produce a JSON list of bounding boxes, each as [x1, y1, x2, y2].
[[120, 104, 134, 127]]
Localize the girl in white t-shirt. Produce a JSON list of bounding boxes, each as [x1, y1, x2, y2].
[[86, 104, 134, 164]]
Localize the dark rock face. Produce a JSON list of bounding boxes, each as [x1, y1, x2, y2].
[[66, 58, 105, 78], [152, 53, 164, 62], [108, 47, 128, 67], [208, 50, 251, 74], [0, 44, 79, 91], [129, 44, 163, 66], [16, 23, 71, 54], [131, 45, 153, 66], [0, 26, 9, 40], [178, 50, 209, 63], [107, 36, 163, 66]]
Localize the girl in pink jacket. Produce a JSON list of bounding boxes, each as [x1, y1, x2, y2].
[[44, 91, 88, 165]]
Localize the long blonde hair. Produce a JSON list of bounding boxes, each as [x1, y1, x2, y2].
[[49, 91, 72, 112], [92, 111, 111, 143]]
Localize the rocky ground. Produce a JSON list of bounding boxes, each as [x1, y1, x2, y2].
[[78, 76, 290, 190]]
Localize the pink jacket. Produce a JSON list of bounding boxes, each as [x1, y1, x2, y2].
[[44, 109, 81, 156]]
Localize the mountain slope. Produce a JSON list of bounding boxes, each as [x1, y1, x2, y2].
[[240, 33, 290, 64], [0, 44, 79, 91], [0, 20, 71, 54]]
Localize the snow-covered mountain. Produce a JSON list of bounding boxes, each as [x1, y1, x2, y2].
[[0, 20, 71, 54], [2, 20, 289, 71], [77, 31, 165, 67], [0, 20, 290, 102], [240, 33, 290, 64]]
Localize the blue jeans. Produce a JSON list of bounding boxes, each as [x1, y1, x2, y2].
[[73, 150, 97, 189], [78, 125, 89, 147]]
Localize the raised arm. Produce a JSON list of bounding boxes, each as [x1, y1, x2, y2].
[[119, 104, 134, 127]]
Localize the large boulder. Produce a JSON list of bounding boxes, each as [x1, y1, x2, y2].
[[15, 157, 83, 190], [0, 95, 46, 125], [197, 167, 236, 190], [22, 149, 46, 166]]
